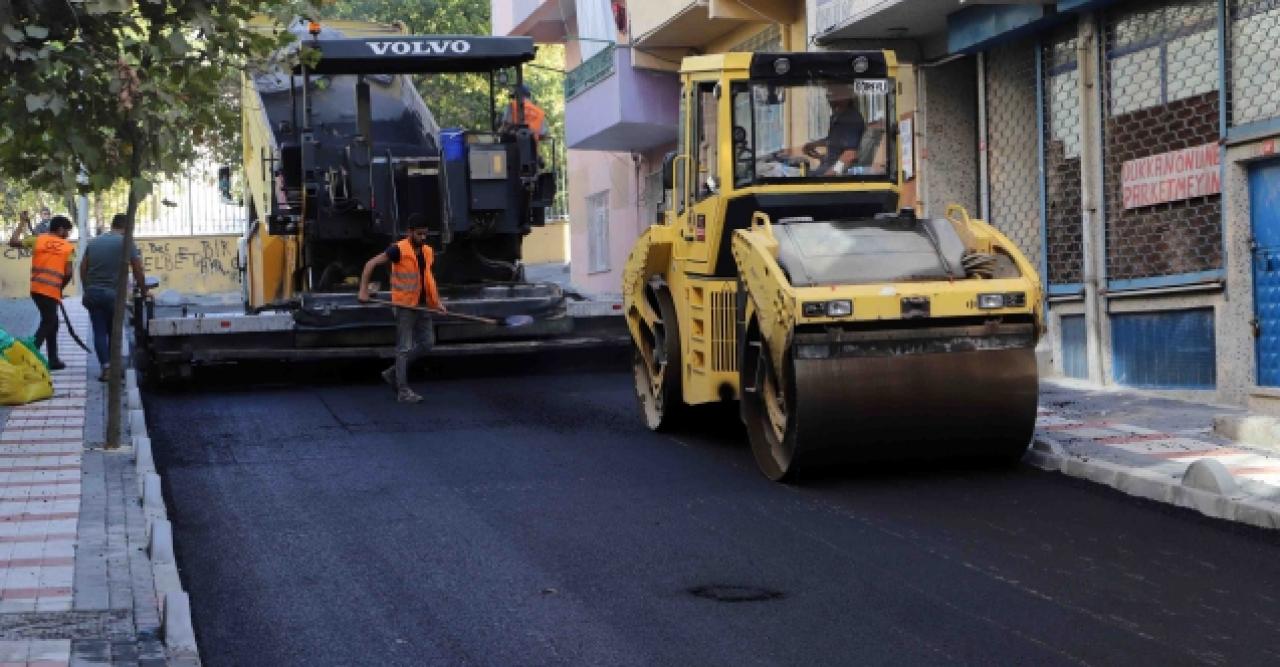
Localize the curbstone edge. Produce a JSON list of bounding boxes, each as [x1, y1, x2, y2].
[[149, 518, 175, 564], [162, 590, 200, 659], [129, 408, 148, 440], [142, 472, 166, 520], [1030, 434, 1280, 531]]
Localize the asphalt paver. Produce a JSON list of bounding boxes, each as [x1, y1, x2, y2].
[[146, 354, 1280, 666]]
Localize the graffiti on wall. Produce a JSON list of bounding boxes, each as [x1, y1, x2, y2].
[[0, 234, 241, 297], [140, 237, 239, 283]]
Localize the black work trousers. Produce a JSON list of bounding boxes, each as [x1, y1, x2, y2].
[[31, 293, 61, 364]]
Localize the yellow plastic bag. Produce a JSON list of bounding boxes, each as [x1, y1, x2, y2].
[[0, 342, 54, 405]]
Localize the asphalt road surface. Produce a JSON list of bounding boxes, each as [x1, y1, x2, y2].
[[146, 353, 1280, 666]]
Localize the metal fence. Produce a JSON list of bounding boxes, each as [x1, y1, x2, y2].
[[1229, 0, 1280, 128], [73, 163, 246, 238], [984, 39, 1043, 275], [1101, 0, 1222, 284], [1041, 26, 1085, 288]]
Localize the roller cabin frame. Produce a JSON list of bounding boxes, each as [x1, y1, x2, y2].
[[622, 50, 1046, 481]]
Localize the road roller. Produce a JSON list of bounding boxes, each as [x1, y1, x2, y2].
[[622, 50, 1044, 481]]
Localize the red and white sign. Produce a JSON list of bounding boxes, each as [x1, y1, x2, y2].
[[1121, 142, 1221, 210]]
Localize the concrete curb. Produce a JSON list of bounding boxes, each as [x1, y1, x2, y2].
[[1027, 434, 1280, 531], [162, 591, 200, 659], [1213, 414, 1280, 453], [126, 364, 202, 664]]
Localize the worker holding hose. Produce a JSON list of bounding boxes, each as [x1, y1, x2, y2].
[[13, 215, 74, 370], [357, 214, 445, 404], [80, 214, 148, 381]]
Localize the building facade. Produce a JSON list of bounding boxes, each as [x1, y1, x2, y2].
[[810, 0, 1280, 409], [496, 0, 1280, 410], [494, 1, 811, 297]]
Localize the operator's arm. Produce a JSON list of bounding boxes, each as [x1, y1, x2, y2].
[[424, 246, 444, 312], [62, 259, 74, 287], [357, 252, 390, 302], [830, 148, 859, 173], [78, 247, 89, 285]]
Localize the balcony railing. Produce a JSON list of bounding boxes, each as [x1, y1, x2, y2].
[[564, 44, 616, 101]]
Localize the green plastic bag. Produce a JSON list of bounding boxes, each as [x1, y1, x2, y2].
[[0, 328, 13, 352]]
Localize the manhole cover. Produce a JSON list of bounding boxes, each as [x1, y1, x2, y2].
[[687, 585, 784, 603]]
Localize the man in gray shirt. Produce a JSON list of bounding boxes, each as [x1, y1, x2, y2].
[[80, 214, 148, 380], [33, 207, 51, 234]]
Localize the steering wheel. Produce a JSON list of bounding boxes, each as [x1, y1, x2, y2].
[[803, 141, 827, 160]]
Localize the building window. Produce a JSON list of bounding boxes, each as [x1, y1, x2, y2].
[[643, 169, 666, 226], [1105, 0, 1218, 118], [1230, 0, 1280, 126], [587, 190, 611, 273]]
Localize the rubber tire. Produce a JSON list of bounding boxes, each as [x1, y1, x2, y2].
[[632, 288, 684, 432], [741, 329, 803, 482]]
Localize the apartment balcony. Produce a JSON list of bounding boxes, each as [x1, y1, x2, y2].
[[564, 45, 680, 151], [630, 0, 794, 48], [493, 0, 568, 41]]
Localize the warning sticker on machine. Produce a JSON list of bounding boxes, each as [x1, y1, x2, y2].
[[854, 79, 890, 95]]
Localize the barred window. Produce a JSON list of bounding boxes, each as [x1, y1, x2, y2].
[[1046, 35, 1081, 160], [1230, 0, 1280, 126], [1106, 0, 1218, 118]]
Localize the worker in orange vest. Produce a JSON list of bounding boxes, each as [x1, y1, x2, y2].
[[500, 84, 548, 140], [24, 215, 75, 370], [357, 214, 445, 403]]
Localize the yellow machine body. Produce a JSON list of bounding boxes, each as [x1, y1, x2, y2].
[[240, 19, 403, 310], [622, 50, 1044, 480]]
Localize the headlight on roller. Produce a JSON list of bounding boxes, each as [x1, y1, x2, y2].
[[803, 300, 853, 318], [978, 292, 1026, 309]]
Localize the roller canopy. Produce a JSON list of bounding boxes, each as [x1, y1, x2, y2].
[[297, 35, 537, 74]]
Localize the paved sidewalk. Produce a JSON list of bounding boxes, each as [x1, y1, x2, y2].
[[1033, 379, 1280, 528], [0, 299, 165, 666]]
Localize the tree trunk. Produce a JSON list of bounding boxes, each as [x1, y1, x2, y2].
[[105, 129, 146, 449]]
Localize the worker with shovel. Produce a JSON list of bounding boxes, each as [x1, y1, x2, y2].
[[358, 215, 445, 404]]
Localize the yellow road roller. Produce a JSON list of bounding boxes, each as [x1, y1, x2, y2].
[[622, 50, 1044, 480]]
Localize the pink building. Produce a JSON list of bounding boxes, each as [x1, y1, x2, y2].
[[492, 0, 681, 297]]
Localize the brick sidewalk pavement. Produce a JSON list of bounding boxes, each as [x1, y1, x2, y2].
[[1033, 379, 1280, 528], [0, 300, 165, 666]]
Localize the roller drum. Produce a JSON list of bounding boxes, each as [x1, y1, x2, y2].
[[746, 322, 1039, 479]]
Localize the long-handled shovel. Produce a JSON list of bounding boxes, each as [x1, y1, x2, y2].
[[368, 298, 535, 328]]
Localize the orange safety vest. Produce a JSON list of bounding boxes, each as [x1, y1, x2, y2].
[[389, 238, 441, 309], [30, 234, 73, 301], [510, 98, 546, 137]]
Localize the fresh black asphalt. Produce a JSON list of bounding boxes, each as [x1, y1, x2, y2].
[[146, 353, 1280, 666]]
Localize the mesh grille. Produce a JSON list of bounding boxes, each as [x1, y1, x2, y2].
[[1229, 0, 1280, 126], [985, 40, 1043, 274], [1102, 0, 1223, 282], [1042, 27, 1084, 286]]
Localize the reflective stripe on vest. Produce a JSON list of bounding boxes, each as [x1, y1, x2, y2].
[[390, 239, 428, 307], [30, 234, 71, 300]]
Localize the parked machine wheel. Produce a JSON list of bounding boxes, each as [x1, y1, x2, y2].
[[632, 286, 684, 431]]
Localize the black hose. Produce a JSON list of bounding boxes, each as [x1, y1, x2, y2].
[[57, 300, 92, 353]]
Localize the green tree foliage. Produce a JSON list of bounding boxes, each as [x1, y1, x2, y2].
[[326, 0, 566, 212], [325, 0, 493, 129], [0, 0, 304, 445]]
